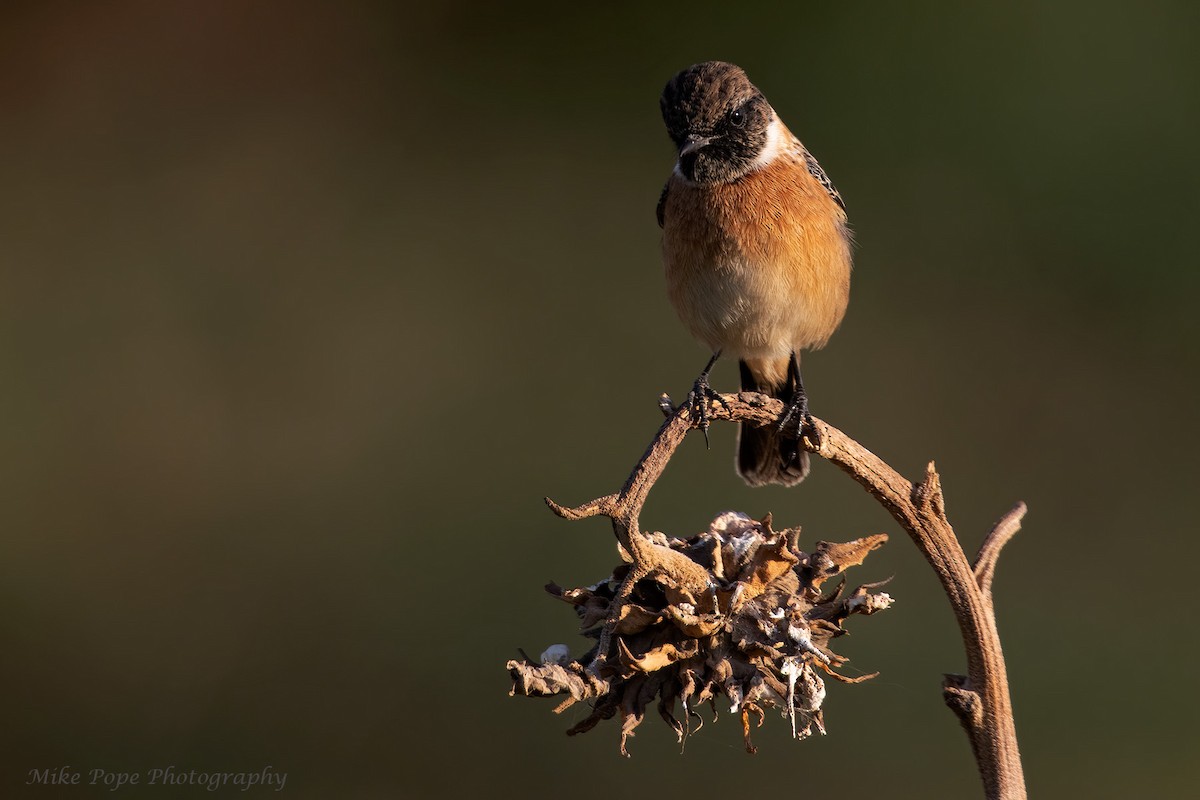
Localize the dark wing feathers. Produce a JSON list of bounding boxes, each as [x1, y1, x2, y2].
[[803, 150, 845, 212]]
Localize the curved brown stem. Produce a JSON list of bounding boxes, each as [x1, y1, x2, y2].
[[546, 393, 1027, 800]]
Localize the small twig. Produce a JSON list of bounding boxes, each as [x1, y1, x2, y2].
[[546, 392, 1027, 800], [974, 503, 1027, 601]]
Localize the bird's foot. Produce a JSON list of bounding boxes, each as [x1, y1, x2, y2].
[[779, 393, 821, 450], [686, 373, 729, 448]]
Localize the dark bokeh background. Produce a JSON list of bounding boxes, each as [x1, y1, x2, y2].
[[2, 1, 1197, 797]]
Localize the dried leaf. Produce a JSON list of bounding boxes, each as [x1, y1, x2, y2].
[[804, 534, 889, 589], [664, 604, 724, 637], [613, 602, 663, 635], [734, 530, 801, 604], [617, 638, 697, 674]]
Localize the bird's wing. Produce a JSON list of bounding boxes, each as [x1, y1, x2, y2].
[[803, 150, 846, 212], [656, 181, 670, 228]]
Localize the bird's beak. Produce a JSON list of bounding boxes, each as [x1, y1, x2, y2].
[[679, 134, 715, 157]]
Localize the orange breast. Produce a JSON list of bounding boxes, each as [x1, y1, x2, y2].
[[661, 147, 852, 371]]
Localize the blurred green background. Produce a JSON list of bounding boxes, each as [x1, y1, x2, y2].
[[1, 1, 1197, 797]]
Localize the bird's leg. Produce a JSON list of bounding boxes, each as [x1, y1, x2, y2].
[[778, 353, 821, 449], [686, 350, 729, 447]]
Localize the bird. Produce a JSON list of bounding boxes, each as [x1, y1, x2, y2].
[[657, 61, 852, 487]]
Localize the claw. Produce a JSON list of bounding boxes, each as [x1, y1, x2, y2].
[[779, 354, 821, 450], [691, 376, 724, 438], [686, 384, 712, 444], [684, 351, 726, 446], [779, 393, 821, 448], [802, 412, 822, 450]]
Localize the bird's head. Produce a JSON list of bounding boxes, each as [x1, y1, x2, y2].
[[660, 61, 775, 184]]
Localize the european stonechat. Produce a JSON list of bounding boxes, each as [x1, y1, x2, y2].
[[658, 61, 852, 487]]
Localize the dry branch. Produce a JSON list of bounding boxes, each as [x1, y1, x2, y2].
[[529, 392, 1026, 800]]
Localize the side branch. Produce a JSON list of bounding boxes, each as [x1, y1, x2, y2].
[[545, 494, 618, 521], [974, 503, 1027, 601]]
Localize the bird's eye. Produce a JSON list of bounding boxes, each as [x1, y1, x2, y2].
[[729, 108, 746, 127]]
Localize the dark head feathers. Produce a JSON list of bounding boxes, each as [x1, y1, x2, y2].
[[660, 61, 773, 184]]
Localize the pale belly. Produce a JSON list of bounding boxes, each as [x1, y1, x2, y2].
[[662, 224, 851, 362], [666, 254, 820, 360]]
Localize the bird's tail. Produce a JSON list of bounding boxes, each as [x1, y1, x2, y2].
[[736, 358, 808, 487]]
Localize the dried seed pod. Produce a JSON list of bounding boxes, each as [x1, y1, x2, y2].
[[508, 512, 892, 754]]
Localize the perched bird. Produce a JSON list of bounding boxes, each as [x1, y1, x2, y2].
[[658, 61, 852, 487]]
